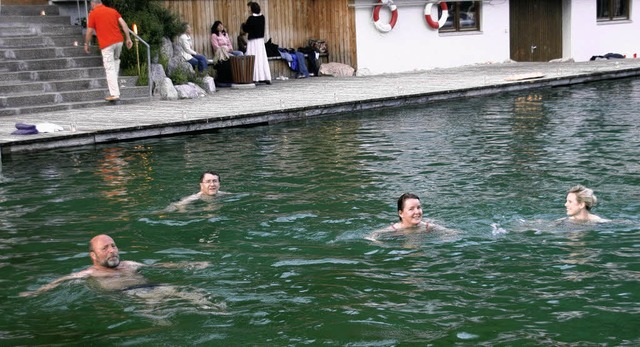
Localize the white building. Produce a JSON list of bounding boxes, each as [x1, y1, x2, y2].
[[353, 0, 640, 75]]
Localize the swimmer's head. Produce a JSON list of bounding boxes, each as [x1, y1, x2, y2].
[[89, 234, 120, 268], [567, 185, 597, 211], [199, 171, 221, 196], [397, 193, 421, 220]]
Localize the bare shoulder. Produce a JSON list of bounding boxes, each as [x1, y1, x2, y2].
[[120, 260, 146, 269], [590, 215, 610, 223]]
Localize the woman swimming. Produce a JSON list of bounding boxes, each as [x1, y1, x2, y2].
[[563, 185, 608, 222]]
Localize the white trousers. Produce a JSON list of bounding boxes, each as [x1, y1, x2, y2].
[[101, 41, 123, 97]]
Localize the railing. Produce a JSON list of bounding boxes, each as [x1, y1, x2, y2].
[[128, 28, 153, 99]]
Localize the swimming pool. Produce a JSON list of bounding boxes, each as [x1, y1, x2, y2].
[[1, 77, 639, 345]]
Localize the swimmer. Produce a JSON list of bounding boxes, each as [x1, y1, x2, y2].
[[366, 193, 453, 241], [563, 185, 609, 222], [19, 234, 211, 302], [166, 171, 228, 211]]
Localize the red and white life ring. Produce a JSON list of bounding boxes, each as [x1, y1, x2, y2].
[[373, 0, 398, 33], [425, 2, 448, 29]]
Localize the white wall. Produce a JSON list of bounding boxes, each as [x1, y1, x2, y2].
[[354, 0, 510, 75], [568, 0, 640, 61]]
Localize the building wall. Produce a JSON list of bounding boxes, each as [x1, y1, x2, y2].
[[354, 0, 510, 75], [567, 0, 640, 61]]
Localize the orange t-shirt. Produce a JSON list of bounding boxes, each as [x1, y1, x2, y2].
[[87, 4, 124, 49]]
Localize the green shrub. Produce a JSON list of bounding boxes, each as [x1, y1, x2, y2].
[[169, 66, 190, 85], [103, 0, 182, 73], [122, 63, 148, 86]]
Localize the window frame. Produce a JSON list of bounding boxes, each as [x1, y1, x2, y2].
[[597, 0, 630, 21], [439, 1, 481, 33]]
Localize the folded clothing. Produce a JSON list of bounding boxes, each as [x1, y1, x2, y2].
[[12, 123, 39, 135]]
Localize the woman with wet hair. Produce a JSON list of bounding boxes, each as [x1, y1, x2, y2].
[[366, 193, 452, 241], [564, 185, 608, 222]]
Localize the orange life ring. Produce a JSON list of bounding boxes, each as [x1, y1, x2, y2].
[[373, 0, 398, 33], [425, 2, 448, 29]]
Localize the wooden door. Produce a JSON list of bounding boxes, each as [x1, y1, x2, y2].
[[510, 0, 562, 62]]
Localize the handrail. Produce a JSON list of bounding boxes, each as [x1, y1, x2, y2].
[[128, 29, 153, 99]]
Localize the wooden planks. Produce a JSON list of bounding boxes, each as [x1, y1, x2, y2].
[[156, 0, 356, 77]]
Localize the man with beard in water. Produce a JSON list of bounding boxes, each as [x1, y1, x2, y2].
[[20, 235, 218, 309]]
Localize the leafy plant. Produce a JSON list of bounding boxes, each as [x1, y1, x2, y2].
[[169, 66, 190, 85], [103, 0, 182, 73]]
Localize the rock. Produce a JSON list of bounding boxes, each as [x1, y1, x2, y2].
[[175, 84, 200, 99], [167, 54, 194, 78], [188, 82, 207, 97], [202, 76, 216, 94], [150, 63, 166, 89], [157, 77, 178, 100], [319, 62, 355, 77], [159, 37, 173, 64]]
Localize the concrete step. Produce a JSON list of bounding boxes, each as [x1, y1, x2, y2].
[[0, 76, 139, 94], [0, 25, 82, 37], [0, 34, 82, 48], [0, 84, 149, 108], [0, 15, 71, 25], [0, 66, 107, 82], [0, 95, 152, 117], [1, 46, 92, 60], [0, 5, 60, 16], [0, 55, 102, 72], [0, 4, 153, 118]]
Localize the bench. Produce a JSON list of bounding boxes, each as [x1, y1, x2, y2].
[[207, 53, 327, 79], [268, 53, 328, 78]]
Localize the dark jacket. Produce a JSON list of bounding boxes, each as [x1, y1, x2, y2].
[[242, 15, 265, 40]]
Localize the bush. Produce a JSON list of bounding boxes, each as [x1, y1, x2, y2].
[[103, 0, 182, 73]]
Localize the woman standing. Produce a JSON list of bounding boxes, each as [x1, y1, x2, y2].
[[242, 2, 271, 84], [210, 20, 243, 57]]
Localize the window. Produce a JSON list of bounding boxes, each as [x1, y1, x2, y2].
[[597, 0, 630, 21], [440, 1, 480, 32]]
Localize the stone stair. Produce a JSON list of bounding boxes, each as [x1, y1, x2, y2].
[[0, 4, 150, 117]]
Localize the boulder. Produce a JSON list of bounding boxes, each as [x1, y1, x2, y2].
[[159, 37, 173, 64], [188, 82, 207, 97], [175, 83, 202, 99], [150, 63, 166, 90], [202, 76, 216, 94], [319, 62, 355, 77], [157, 77, 178, 100]]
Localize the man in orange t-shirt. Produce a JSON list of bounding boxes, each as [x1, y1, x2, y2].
[[84, 0, 133, 101]]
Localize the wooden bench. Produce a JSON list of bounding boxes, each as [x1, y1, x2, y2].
[[268, 53, 327, 78], [208, 53, 327, 79]]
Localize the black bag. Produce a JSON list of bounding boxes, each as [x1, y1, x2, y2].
[[265, 39, 280, 57], [308, 39, 327, 54]]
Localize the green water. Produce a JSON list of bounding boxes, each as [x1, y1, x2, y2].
[[1, 78, 639, 346]]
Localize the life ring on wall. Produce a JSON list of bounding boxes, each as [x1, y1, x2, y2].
[[373, 0, 398, 33], [425, 2, 448, 29]]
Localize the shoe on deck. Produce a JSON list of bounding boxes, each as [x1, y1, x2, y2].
[[105, 95, 120, 101]]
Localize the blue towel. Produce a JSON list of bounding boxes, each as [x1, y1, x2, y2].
[[12, 123, 38, 135]]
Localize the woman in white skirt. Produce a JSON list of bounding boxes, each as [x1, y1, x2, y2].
[[242, 2, 271, 84]]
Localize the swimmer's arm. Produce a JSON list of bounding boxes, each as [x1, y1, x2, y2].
[[428, 222, 458, 235], [19, 270, 90, 297], [164, 193, 201, 212], [365, 226, 394, 242]]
